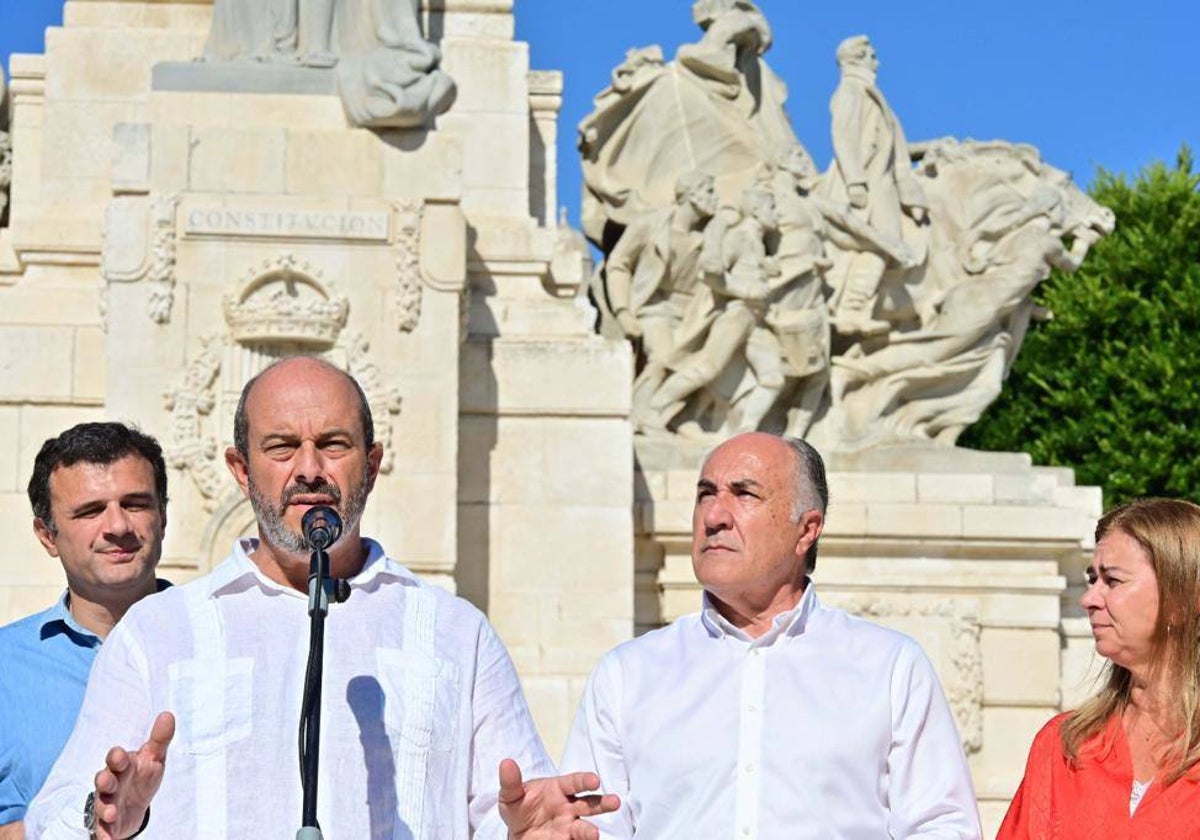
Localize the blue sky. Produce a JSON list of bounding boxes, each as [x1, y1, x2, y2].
[[3, 1, 1196, 227]]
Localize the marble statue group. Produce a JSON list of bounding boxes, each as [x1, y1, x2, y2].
[[583, 0, 1114, 449]]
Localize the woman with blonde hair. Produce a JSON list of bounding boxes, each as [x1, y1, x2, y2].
[[998, 498, 1200, 836]]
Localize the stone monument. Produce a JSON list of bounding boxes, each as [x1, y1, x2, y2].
[[0, 1, 1110, 831], [0, 0, 631, 759]]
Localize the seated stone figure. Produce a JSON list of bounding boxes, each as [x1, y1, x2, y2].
[[202, 0, 456, 128]]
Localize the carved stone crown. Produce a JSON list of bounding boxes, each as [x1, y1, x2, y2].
[[224, 255, 349, 348]]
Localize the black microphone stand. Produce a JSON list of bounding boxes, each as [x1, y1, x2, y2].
[[297, 542, 330, 840], [297, 507, 342, 840]]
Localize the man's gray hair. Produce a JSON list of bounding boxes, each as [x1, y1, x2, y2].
[[784, 437, 828, 573]]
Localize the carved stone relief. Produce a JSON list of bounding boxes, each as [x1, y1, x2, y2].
[[146, 195, 182, 324], [223, 253, 349, 347], [581, 2, 1113, 451], [344, 331, 403, 474], [101, 192, 183, 328], [163, 334, 225, 510], [393, 199, 424, 333]]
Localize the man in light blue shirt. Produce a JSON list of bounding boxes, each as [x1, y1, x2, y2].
[[0, 423, 169, 836]]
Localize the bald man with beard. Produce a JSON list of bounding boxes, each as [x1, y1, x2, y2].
[[27, 357, 617, 840]]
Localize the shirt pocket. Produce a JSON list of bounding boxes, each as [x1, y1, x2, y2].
[[167, 656, 254, 755], [376, 648, 459, 753]]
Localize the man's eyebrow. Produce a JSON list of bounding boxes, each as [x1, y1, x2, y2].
[[68, 492, 155, 516], [67, 499, 106, 516], [316, 428, 356, 441], [696, 478, 765, 492], [260, 432, 298, 445]]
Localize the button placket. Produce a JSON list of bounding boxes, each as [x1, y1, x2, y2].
[[733, 644, 766, 839]]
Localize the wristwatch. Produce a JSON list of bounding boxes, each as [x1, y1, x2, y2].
[[83, 791, 98, 839], [82, 791, 151, 839]]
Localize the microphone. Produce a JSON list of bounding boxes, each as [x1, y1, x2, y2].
[[302, 506, 343, 551]]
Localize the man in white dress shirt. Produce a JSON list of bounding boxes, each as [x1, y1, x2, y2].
[[561, 432, 981, 838], [27, 356, 617, 839]]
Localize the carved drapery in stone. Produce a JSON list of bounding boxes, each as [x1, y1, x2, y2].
[[201, 0, 456, 128]]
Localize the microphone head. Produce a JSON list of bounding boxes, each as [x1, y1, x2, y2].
[[301, 505, 343, 551]]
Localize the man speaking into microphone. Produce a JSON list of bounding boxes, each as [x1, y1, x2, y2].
[[27, 356, 616, 839]]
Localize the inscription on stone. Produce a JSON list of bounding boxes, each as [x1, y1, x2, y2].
[[184, 208, 390, 241]]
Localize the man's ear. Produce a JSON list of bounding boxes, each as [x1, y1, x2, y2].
[[225, 446, 251, 497], [33, 518, 60, 557], [366, 442, 384, 492], [794, 509, 825, 561]]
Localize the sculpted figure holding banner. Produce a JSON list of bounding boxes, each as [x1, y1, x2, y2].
[[578, 0, 802, 243], [823, 35, 927, 337]]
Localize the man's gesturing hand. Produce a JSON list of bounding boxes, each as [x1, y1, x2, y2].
[[497, 758, 619, 840], [91, 712, 175, 840]]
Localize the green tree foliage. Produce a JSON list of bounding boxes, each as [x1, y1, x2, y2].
[[960, 147, 1200, 506]]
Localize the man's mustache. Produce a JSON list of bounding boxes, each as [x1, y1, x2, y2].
[[278, 481, 342, 512]]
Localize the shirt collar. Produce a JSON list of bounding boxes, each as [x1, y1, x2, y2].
[[39, 591, 102, 645], [207, 537, 418, 599], [40, 579, 173, 644], [700, 580, 819, 646]]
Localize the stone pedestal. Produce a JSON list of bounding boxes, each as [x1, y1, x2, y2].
[[635, 440, 1101, 835]]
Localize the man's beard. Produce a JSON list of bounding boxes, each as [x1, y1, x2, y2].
[[247, 475, 371, 553]]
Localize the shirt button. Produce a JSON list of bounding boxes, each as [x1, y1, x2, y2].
[[742, 827, 752, 836], [744, 763, 755, 774], [747, 703, 758, 712]]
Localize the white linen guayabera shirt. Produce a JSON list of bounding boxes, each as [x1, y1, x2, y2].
[[561, 584, 983, 839], [26, 538, 554, 839]]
